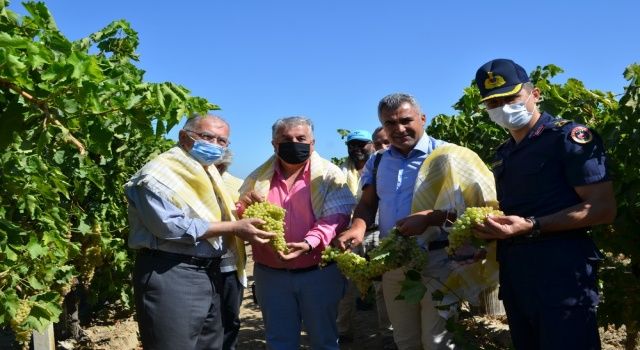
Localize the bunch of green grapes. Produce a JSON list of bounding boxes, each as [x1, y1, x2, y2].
[[367, 227, 428, 278], [447, 206, 503, 254], [322, 227, 429, 295], [322, 246, 371, 295], [10, 299, 33, 346], [244, 201, 288, 254]]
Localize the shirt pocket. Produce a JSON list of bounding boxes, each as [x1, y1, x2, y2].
[[505, 161, 546, 197]]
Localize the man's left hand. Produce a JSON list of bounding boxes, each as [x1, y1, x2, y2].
[[278, 241, 310, 261], [473, 215, 532, 240]]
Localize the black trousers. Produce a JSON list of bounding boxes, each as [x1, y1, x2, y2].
[[220, 271, 244, 350], [133, 252, 223, 350], [497, 238, 602, 350]]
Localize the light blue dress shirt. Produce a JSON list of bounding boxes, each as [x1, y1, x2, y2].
[[126, 184, 222, 258], [360, 134, 447, 239]]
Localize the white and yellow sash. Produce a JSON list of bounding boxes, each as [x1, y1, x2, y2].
[[411, 143, 499, 307], [240, 151, 355, 220], [342, 158, 361, 198]]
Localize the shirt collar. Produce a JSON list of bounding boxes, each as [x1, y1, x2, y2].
[[388, 133, 433, 158], [274, 157, 311, 178]]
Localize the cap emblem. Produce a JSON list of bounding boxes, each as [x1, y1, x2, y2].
[[484, 72, 506, 89]]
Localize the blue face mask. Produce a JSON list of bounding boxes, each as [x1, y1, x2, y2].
[[487, 93, 533, 130], [189, 139, 225, 166]]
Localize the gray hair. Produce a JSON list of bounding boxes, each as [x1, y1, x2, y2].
[[378, 93, 422, 116], [183, 113, 229, 131], [271, 116, 314, 140], [214, 148, 233, 173], [522, 82, 535, 92]]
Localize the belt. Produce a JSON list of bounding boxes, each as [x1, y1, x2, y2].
[[503, 230, 588, 245], [256, 261, 335, 273], [138, 248, 221, 269], [427, 240, 449, 251]]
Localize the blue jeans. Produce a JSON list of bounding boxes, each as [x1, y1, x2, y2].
[[254, 262, 347, 350]]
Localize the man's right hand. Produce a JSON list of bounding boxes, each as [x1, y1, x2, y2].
[[227, 218, 276, 244], [203, 217, 275, 244], [333, 227, 365, 251]]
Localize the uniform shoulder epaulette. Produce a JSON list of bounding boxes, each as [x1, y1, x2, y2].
[[546, 118, 571, 130]]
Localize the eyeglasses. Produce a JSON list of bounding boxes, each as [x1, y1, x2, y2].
[[184, 129, 230, 147]]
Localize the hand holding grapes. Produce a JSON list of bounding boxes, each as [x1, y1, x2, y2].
[[242, 201, 289, 253], [238, 190, 264, 209], [333, 225, 365, 251], [279, 241, 311, 261], [231, 218, 276, 244], [473, 215, 533, 240]]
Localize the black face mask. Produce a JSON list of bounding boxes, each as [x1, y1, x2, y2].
[[277, 142, 311, 164]]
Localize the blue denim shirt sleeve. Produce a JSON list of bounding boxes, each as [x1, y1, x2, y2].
[[126, 184, 210, 245]]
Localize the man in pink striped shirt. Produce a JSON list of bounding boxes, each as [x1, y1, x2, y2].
[[239, 116, 356, 349]]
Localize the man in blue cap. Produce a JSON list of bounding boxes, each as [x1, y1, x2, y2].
[[342, 129, 375, 196], [472, 58, 617, 349]]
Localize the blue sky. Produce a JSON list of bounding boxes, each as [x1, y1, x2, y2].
[[10, 1, 639, 177]]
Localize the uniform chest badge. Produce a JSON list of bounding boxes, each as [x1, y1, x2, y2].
[[570, 126, 593, 144], [554, 119, 570, 128]]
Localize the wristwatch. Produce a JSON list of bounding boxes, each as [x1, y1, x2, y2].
[[525, 216, 541, 238]]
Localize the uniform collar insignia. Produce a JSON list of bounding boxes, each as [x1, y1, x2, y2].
[[529, 124, 545, 138]]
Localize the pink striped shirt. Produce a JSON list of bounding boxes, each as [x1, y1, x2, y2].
[[251, 161, 349, 269]]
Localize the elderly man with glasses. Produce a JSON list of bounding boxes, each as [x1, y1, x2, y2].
[[125, 114, 275, 350]]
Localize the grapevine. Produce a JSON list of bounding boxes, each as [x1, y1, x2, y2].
[[0, 1, 215, 340], [243, 201, 289, 254], [447, 207, 503, 255], [322, 227, 428, 296]]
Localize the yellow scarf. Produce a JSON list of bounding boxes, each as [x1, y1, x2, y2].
[[240, 151, 355, 219], [132, 147, 247, 286], [411, 143, 499, 307], [342, 158, 361, 198]]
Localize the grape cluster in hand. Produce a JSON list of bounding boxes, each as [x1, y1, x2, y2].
[[244, 201, 289, 254], [322, 227, 428, 296], [322, 246, 372, 295], [447, 206, 503, 255]]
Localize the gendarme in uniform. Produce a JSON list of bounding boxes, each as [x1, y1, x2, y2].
[[475, 58, 615, 350]]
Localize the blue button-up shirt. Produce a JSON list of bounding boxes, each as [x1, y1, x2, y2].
[[360, 134, 447, 239], [126, 184, 223, 258]]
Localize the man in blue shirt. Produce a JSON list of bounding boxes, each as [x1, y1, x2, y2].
[[125, 114, 274, 350], [472, 59, 616, 349], [336, 93, 455, 350]]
